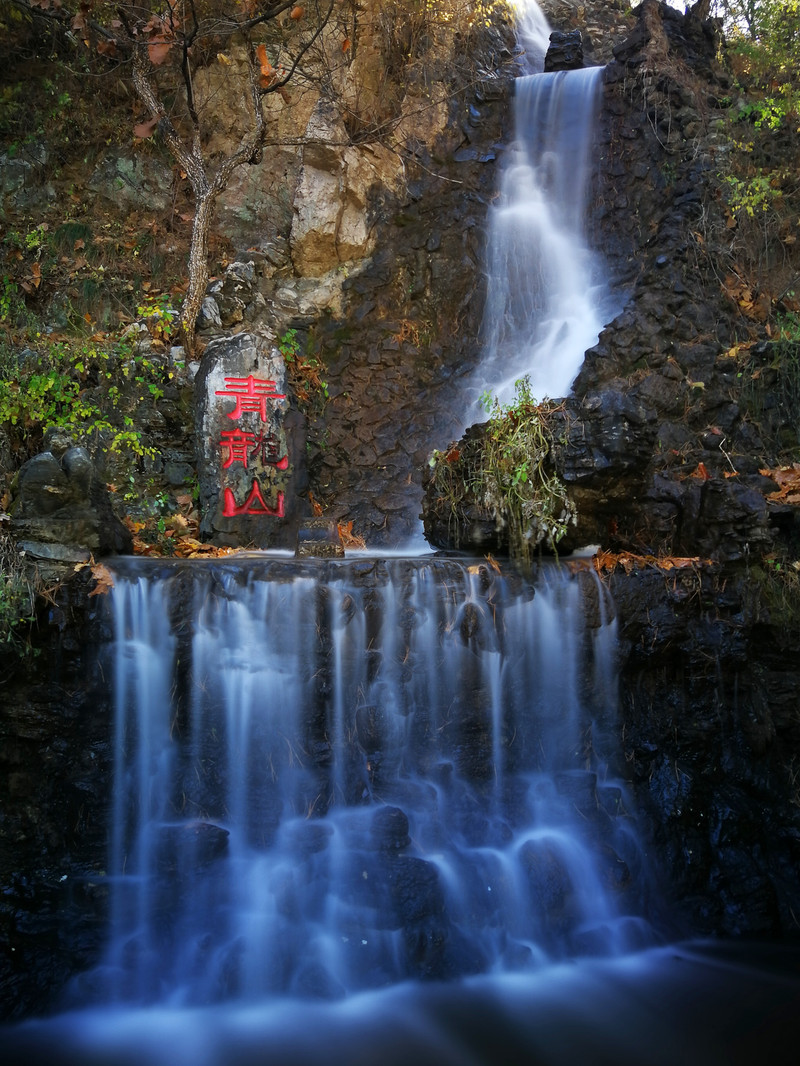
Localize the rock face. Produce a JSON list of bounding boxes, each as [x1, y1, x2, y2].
[[611, 564, 800, 937], [0, 565, 114, 1020], [10, 434, 132, 562], [289, 102, 405, 277]]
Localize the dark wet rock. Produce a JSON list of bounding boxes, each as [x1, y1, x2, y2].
[[371, 806, 410, 852], [296, 516, 344, 558], [544, 30, 584, 72], [387, 856, 445, 925], [10, 446, 132, 562], [156, 822, 230, 874]]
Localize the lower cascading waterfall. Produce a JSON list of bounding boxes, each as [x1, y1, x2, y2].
[[80, 557, 654, 1007]]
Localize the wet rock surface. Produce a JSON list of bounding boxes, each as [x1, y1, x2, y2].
[[544, 29, 584, 72], [0, 565, 114, 1020], [610, 564, 800, 938]]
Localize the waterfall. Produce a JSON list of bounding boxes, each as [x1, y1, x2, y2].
[[464, 6, 620, 427], [82, 559, 652, 1007], [510, 0, 551, 73], [9, 560, 800, 1066]]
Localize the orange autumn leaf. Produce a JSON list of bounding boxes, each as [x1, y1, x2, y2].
[[256, 43, 276, 87], [592, 551, 710, 574], [485, 553, 502, 574], [760, 464, 800, 504], [148, 36, 172, 66], [338, 521, 366, 549], [290, 5, 305, 18], [88, 563, 115, 597], [134, 116, 159, 140]]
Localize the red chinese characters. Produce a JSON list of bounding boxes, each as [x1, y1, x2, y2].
[[215, 375, 286, 422], [222, 483, 285, 518], [219, 428, 289, 471], [215, 374, 288, 517]]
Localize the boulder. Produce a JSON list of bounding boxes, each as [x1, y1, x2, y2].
[[194, 331, 310, 548], [544, 30, 584, 71], [10, 439, 132, 562]]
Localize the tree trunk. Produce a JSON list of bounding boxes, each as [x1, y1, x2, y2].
[[181, 191, 215, 356]]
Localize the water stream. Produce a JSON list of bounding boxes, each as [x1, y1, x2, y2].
[[81, 558, 653, 1005], [462, 5, 619, 428]]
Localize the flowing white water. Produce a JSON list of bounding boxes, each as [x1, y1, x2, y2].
[[461, 3, 620, 430], [468, 67, 615, 424], [75, 559, 652, 1007], [510, 0, 551, 73]]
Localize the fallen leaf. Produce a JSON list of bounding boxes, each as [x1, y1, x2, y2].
[[134, 116, 159, 140], [338, 521, 366, 549], [148, 36, 172, 66], [256, 43, 276, 88], [593, 551, 710, 574], [88, 563, 115, 597]]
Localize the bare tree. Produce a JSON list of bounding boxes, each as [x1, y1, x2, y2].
[[10, 0, 341, 353]]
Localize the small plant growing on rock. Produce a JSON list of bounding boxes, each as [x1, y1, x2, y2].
[[428, 376, 576, 565], [279, 329, 329, 408]]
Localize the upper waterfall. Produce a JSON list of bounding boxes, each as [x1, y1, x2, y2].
[[464, 64, 617, 427], [510, 0, 552, 72], [457, 1, 620, 431]]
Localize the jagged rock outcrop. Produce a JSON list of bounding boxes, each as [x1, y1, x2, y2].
[[544, 29, 584, 71]]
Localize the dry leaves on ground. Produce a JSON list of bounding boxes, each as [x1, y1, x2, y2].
[[760, 464, 800, 505], [592, 550, 711, 575]]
